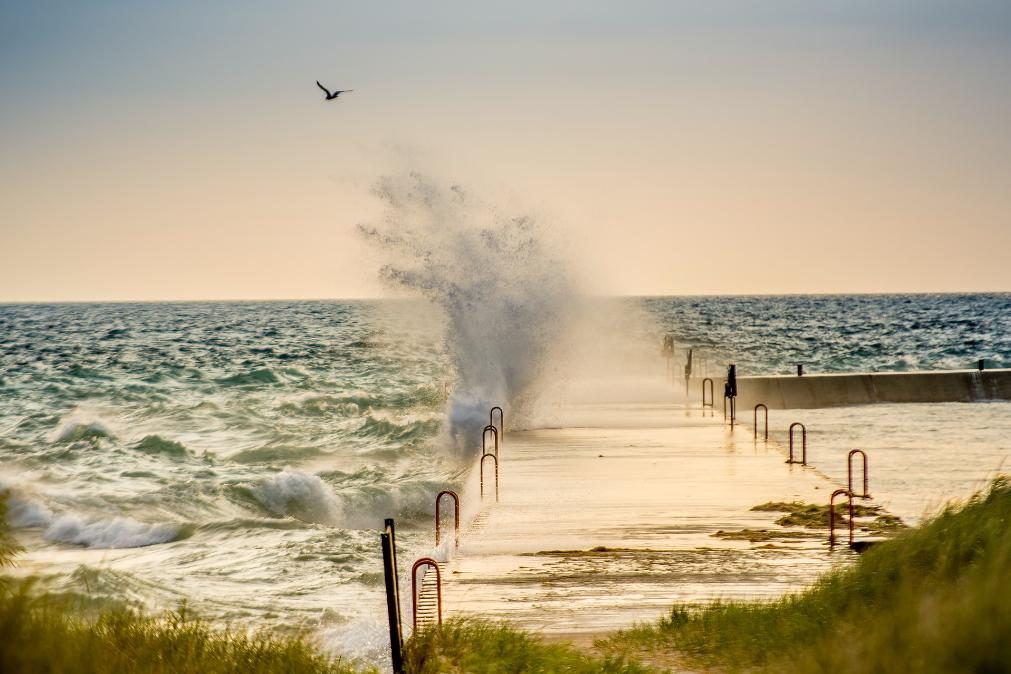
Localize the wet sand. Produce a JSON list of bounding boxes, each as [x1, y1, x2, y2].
[[433, 402, 851, 635]]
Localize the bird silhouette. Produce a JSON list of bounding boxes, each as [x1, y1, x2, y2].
[[316, 82, 352, 101]]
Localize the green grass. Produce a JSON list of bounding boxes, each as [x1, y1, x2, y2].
[[599, 477, 1011, 673], [0, 589, 367, 674], [403, 618, 651, 674]]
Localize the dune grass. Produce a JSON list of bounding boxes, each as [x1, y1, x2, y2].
[[403, 618, 651, 674], [598, 476, 1011, 673], [0, 590, 366, 674], [0, 494, 366, 674]]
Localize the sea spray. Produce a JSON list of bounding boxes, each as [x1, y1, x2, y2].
[[359, 173, 575, 448]]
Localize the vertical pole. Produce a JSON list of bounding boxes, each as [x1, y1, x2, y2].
[[382, 519, 404, 674]]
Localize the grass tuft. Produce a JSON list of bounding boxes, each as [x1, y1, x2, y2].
[[403, 618, 651, 674]]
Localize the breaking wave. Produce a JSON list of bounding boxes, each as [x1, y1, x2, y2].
[[359, 173, 575, 448], [44, 514, 182, 549], [250, 469, 343, 525]]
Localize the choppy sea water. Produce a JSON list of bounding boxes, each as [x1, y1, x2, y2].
[[1, 294, 1009, 662], [642, 293, 1011, 375]]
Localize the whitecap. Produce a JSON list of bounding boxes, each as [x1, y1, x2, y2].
[[252, 469, 343, 525], [43, 514, 179, 549]]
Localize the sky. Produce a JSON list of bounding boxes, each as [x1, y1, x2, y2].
[[1, 1, 1010, 301]]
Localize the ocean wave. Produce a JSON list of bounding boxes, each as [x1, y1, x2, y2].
[[4, 491, 55, 528], [356, 416, 441, 443], [53, 420, 115, 444], [215, 368, 280, 387], [249, 469, 343, 525], [277, 387, 445, 418], [230, 445, 324, 464], [134, 435, 190, 458], [44, 514, 182, 548]]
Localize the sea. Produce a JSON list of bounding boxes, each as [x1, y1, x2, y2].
[[1, 293, 1009, 663]]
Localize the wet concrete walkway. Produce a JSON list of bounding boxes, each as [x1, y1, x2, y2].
[[435, 402, 847, 636]]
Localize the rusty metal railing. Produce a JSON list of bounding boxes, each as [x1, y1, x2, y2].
[[829, 488, 855, 547], [848, 449, 870, 499], [753, 403, 768, 441], [435, 490, 460, 549], [480, 453, 499, 501], [411, 557, 443, 630], [702, 378, 714, 409], [788, 422, 807, 465]]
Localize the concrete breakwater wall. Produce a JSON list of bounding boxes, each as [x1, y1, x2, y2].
[[726, 369, 1011, 410]]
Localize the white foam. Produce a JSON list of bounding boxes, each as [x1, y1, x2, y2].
[[253, 469, 343, 525], [52, 419, 116, 443], [359, 173, 576, 448], [43, 514, 178, 548]]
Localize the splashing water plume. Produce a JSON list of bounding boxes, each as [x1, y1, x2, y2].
[[359, 173, 575, 447]]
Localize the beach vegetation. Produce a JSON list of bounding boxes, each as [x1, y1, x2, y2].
[[599, 477, 1011, 673]]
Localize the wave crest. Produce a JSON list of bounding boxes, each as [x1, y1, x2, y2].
[[251, 470, 343, 525]]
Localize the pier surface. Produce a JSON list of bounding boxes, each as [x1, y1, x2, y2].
[[434, 402, 846, 636]]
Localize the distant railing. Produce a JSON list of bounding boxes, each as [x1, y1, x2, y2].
[[702, 378, 714, 409], [482, 424, 499, 457], [754, 403, 768, 441], [480, 453, 499, 501], [788, 422, 807, 465], [829, 488, 855, 547], [848, 449, 870, 498], [490, 406, 504, 439], [435, 490, 460, 549], [411, 557, 443, 630]]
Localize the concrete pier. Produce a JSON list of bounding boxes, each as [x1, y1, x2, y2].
[[435, 402, 848, 637]]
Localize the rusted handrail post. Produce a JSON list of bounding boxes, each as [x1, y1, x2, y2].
[[754, 403, 768, 441], [490, 406, 504, 439], [701, 378, 714, 408], [480, 453, 499, 501], [435, 490, 460, 549], [411, 557, 443, 630], [788, 422, 807, 465], [848, 449, 870, 498], [482, 424, 499, 456], [829, 488, 855, 547]]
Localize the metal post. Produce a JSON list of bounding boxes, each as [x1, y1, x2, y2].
[[797, 364, 804, 376], [978, 359, 985, 371], [381, 519, 404, 673]]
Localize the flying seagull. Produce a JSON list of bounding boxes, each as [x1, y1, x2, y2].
[[317, 81, 352, 101]]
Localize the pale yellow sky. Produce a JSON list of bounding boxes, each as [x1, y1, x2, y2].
[[2, 2, 1009, 301]]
